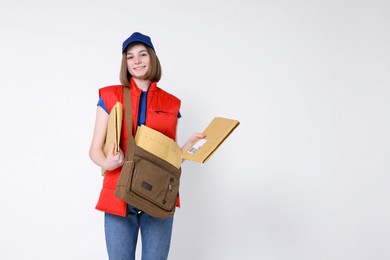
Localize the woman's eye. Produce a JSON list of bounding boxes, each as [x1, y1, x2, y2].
[[127, 56, 133, 60]]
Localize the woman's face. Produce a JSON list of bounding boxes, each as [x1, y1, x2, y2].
[[126, 44, 150, 79]]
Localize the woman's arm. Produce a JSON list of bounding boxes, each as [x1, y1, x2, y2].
[[89, 106, 124, 171]]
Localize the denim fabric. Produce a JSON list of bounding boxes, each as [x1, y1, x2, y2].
[[104, 204, 174, 260]]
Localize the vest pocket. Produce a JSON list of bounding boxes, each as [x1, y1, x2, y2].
[[154, 110, 177, 116], [151, 110, 178, 138]]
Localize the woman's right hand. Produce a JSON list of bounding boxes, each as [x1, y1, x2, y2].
[[103, 143, 125, 171], [90, 106, 125, 172]]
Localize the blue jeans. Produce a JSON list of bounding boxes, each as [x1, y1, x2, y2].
[[104, 205, 174, 260]]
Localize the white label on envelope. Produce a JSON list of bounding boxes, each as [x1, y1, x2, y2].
[[187, 139, 207, 154]]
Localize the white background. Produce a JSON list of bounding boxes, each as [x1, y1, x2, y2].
[[1, 0, 389, 259]]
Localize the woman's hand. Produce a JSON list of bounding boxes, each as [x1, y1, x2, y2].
[[181, 133, 206, 153], [89, 106, 125, 172], [103, 143, 125, 171]]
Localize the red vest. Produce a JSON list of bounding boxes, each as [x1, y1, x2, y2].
[[95, 79, 181, 217]]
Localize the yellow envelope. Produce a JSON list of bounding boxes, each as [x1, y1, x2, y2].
[[102, 102, 122, 175], [103, 102, 122, 155], [182, 117, 240, 163], [135, 125, 182, 169]]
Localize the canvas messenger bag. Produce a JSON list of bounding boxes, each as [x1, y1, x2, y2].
[[114, 87, 181, 219]]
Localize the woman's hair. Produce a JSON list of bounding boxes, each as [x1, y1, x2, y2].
[[120, 44, 162, 87]]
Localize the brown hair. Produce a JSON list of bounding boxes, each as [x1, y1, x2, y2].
[[120, 44, 162, 87]]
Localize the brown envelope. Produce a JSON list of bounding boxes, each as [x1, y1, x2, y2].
[[102, 102, 122, 175], [135, 125, 182, 169], [182, 117, 240, 163]]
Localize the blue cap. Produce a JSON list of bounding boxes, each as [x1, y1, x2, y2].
[[122, 32, 155, 53]]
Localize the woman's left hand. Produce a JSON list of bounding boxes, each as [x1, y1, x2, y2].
[[181, 133, 206, 153]]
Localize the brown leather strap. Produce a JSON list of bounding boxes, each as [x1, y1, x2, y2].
[[123, 86, 135, 160]]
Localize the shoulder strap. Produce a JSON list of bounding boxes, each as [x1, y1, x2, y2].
[[123, 86, 135, 160]]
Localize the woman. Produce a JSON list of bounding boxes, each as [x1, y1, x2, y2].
[[89, 32, 204, 260]]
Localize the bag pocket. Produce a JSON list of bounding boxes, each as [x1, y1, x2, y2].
[[130, 157, 180, 211]]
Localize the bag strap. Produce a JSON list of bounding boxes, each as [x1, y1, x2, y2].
[[123, 86, 136, 160]]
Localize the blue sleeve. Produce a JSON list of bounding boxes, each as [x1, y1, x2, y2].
[[97, 97, 109, 113], [178, 111, 181, 118]]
